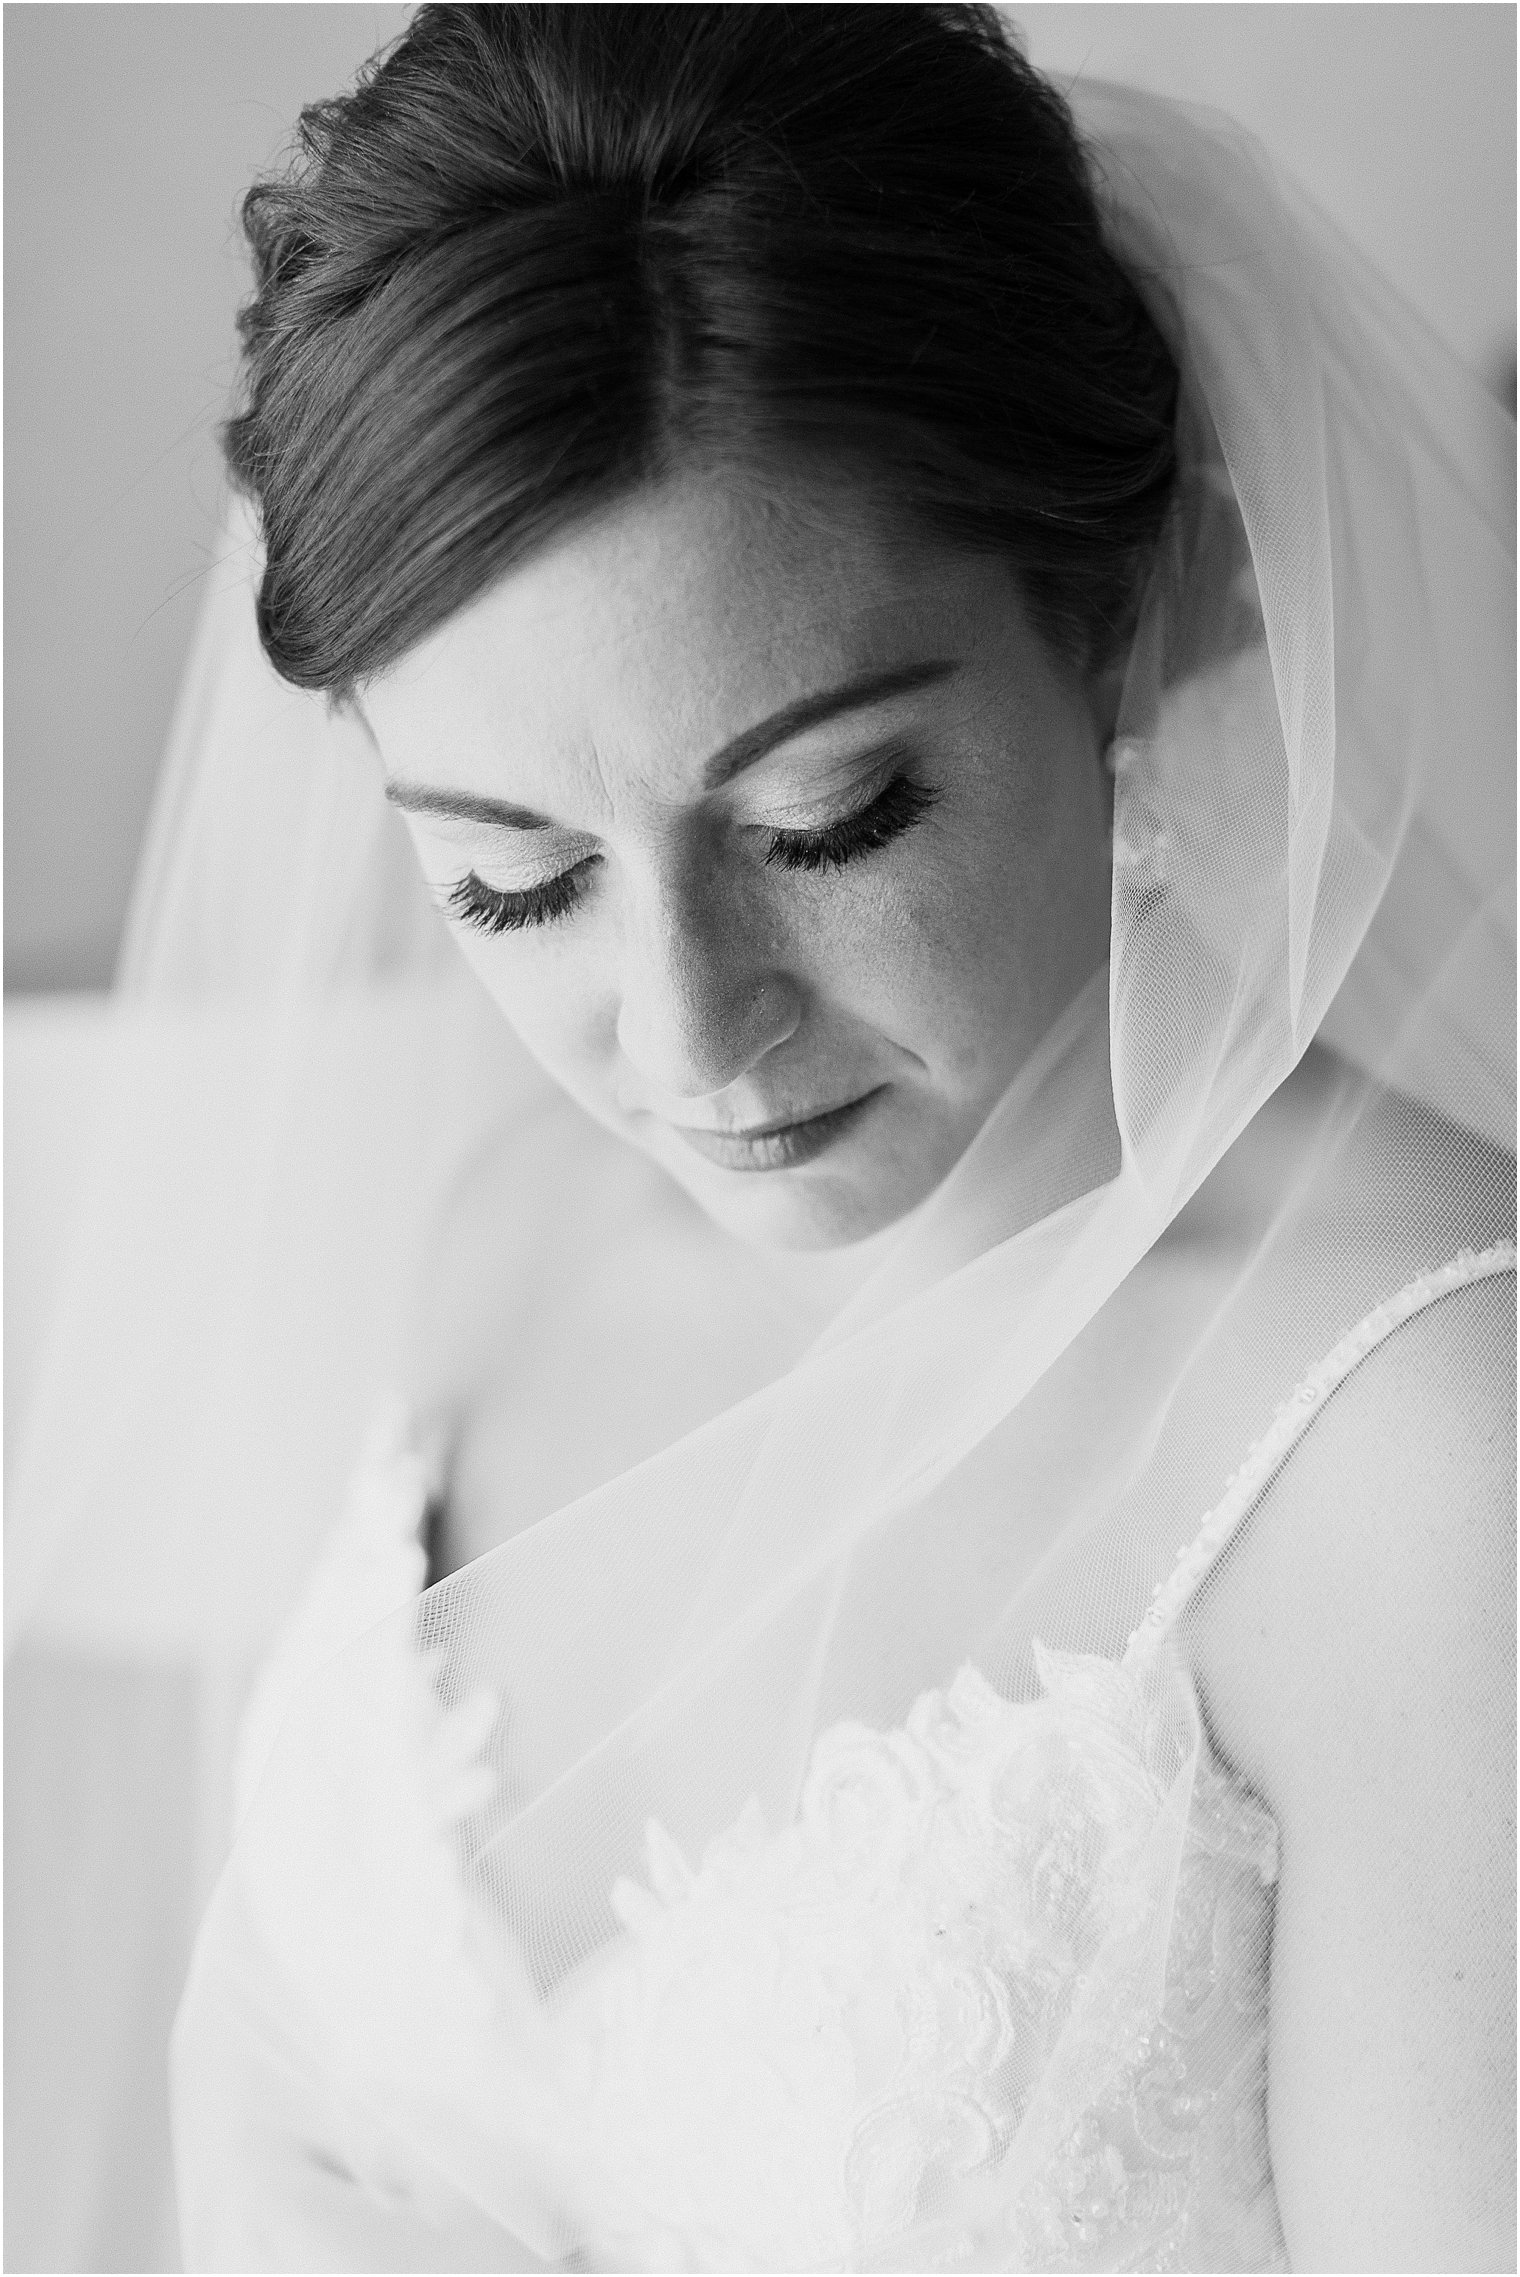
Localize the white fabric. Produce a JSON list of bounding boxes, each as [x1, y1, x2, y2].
[[177, 1246, 1513, 2271], [4, 75, 1512, 2274]]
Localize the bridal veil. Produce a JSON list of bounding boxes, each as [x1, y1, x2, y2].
[[8, 77, 1514, 2270]]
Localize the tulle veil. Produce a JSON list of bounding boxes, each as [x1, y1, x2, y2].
[[7, 78, 1514, 2271]]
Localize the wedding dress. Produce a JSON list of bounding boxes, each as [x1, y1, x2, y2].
[[175, 1241, 1512, 2272], [7, 73, 1512, 2277]]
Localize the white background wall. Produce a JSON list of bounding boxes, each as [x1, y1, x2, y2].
[[6, 1, 1514, 991], [5, 3, 411, 990], [1019, 1, 1516, 383]]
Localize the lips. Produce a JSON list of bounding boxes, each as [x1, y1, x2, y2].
[[671, 1088, 885, 1173]]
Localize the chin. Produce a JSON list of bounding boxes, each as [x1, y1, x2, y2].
[[655, 1147, 933, 1253]]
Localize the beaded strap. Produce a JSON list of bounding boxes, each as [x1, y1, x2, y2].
[[1124, 1242, 1517, 1668]]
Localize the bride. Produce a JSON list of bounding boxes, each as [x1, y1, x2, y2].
[[75, 4, 1513, 2268]]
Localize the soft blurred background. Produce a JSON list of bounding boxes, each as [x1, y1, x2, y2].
[[4, 6, 1514, 2271]]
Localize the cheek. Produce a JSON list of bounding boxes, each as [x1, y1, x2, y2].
[[850, 751, 1103, 1086], [452, 931, 617, 1101], [836, 805, 1037, 1062]]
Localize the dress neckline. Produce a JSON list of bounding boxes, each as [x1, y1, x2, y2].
[[254, 1242, 1519, 1718]]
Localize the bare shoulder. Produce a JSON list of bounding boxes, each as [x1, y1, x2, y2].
[[1181, 1266, 1516, 2271], [1186, 1266, 1515, 1771]]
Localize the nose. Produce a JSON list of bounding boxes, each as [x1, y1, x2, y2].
[[614, 866, 803, 1100]]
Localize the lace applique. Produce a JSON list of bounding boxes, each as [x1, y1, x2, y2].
[[1002, 1746, 1282, 2274], [545, 1245, 1519, 2266], [243, 1250, 1515, 2269], [233, 1403, 443, 1831], [557, 1649, 1283, 2272]]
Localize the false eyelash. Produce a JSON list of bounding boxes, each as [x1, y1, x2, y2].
[[764, 774, 941, 873], [444, 863, 592, 935], [441, 773, 942, 937]]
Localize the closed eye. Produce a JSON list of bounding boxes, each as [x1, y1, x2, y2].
[[437, 773, 940, 936], [440, 859, 598, 935], [764, 773, 940, 872]]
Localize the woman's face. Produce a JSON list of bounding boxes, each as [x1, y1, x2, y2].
[[364, 467, 1114, 1249]]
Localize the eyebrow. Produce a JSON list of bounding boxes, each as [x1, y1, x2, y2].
[[382, 657, 962, 832], [700, 657, 960, 788]]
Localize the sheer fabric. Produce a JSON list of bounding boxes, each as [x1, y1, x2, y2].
[[5, 76, 1512, 2274], [182, 1243, 1512, 2272]]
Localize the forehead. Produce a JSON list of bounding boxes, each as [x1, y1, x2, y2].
[[361, 467, 1004, 798]]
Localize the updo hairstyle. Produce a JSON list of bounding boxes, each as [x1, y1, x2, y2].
[[227, 4, 1180, 700]]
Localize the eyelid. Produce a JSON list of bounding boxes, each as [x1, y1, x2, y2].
[[410, 729, 922, 898], [736, 743, 909, 832], [409, 814, 597, 884]]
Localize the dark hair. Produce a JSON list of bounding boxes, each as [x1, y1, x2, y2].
[[228, 4, 1179, 698]]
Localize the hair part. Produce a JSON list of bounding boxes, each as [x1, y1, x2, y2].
[[227, 4, 1180, 699]]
